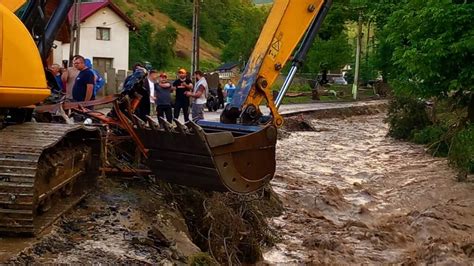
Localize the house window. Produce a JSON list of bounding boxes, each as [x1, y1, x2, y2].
[[96, 27, 110, 41]]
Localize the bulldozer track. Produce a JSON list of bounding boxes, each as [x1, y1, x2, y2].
[[0, 123, 100, 235]]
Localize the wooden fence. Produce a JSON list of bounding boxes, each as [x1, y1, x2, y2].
[[96, 68, 129, 96]]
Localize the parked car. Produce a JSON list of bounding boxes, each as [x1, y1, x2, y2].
[[332, 76, 348, 85]]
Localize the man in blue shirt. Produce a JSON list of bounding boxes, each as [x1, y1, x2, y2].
[[224, 80, 236, 103], [72, 55, 95, 102]]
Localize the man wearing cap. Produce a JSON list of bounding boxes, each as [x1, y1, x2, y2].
[[172, 68, 193, 122], [155, 73, 173, 123]]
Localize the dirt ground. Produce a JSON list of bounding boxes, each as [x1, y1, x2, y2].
[[264, 113, 474, 264], [1, 178, 201, 264]]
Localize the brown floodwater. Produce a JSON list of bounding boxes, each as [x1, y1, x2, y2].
[[264, 114, 474, 264]]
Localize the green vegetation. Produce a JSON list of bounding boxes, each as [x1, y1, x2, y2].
[[376, 0, 473, 174], [132, 0, 267, 63], [450, 125, 474, 173], [129, 22, 177, 70]]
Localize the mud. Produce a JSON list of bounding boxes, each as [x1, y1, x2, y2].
[[162, 184, 282, 265], [2, 178, 201, 264], [0, 179, 280, 265], [264, 113, 474, 264]]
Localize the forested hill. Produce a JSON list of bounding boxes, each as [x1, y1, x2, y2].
[[113, 0, 268, 69], [113, 0, 221, 65]]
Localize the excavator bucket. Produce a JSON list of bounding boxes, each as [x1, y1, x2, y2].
[[134, 119, 277, 194]]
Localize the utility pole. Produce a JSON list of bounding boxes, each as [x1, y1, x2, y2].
[[352, 11, 363, 100], [68, 0, 81, 66], [191, 0, 200, 79]]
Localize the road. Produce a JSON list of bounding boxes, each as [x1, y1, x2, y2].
[[199, 100, 387, 122]]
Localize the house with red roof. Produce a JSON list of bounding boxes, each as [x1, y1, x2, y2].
[[54, 0, 136, 73]]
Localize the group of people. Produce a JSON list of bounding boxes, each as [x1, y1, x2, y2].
[[133, 67, 210, 123], [134, 66, 237, 123], [49, 55, 238, 124], [48, 55, 105, 103]]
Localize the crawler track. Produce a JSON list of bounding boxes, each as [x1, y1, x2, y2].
[[0, 123, 100, 235]]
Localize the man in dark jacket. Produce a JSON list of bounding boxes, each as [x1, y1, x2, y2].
[[173, 68, 193, 122]]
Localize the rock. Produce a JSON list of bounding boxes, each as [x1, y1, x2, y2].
[[147, 227, 172, 247], [131, 237, 155, 247]]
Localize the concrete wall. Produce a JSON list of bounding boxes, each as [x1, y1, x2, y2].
[[61, 6, 130, 70]]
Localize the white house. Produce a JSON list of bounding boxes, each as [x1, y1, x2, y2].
[[54, 0, 136, 73]]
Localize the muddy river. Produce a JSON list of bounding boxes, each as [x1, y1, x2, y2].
[[264, 113, 473, 264], [1, 112, 472, 264]]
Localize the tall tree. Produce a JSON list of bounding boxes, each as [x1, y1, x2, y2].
[[302, 0, 352, 80], [383, 0, 473, 121]]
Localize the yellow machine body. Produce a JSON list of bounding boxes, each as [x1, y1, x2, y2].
[[237, 0, 325, 126], [0, 1, 49, 108]]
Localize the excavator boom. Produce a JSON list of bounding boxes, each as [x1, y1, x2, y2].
[[221, 0, 332, 127]]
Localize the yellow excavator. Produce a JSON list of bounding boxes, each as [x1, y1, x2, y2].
[[0, 0, 331, 235]]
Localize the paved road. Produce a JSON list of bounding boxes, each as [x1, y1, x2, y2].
[[98, 100, 387, 124], [199, 100, 387, 122]]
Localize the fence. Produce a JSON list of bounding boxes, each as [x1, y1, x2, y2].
[[95, 68, 128, 97]]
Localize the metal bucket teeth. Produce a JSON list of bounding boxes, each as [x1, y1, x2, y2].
[[145, 116, 159, 130], [158, 117, 173, 132], [135, 121, 277, 194]]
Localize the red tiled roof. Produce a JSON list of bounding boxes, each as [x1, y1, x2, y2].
[[67, 0, 137, 30]]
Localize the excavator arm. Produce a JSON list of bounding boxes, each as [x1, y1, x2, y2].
[[221, 0, 332, 127], [133, 0, 333, 194]]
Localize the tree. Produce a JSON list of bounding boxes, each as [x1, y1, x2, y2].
[[152, 25, 178, 69], [303, 34, 352, 76], [129, 22, 178, 70], [383, 0, 473, 121], [129, 23, 155, 67], [302, 0, 353, 81], [221, 6, 267, 63]]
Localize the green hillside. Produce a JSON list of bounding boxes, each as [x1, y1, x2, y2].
[[113, 0, 268, 70]]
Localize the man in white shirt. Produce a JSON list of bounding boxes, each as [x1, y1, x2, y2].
[[147, 70, 158, 115], [136, 70, 158, 120], [185, 71, 207, 122]]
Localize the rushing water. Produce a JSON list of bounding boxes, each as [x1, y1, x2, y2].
[[264, 114, 474, 264]]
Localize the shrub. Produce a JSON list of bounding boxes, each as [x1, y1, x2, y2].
[[449, 125, 474, 174], [412, 125, 450, 157], [386, 96, 432, 139]]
